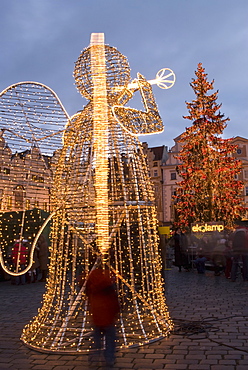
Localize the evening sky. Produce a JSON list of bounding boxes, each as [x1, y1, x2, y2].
[[0, 0, 247, 149]]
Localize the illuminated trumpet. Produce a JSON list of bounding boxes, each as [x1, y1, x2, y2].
[[128, 68, 176, 90]]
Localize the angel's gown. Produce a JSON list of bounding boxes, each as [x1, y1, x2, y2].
[[21, 38, 172, 353]]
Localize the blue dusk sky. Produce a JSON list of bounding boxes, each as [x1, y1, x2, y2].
[[0, 0, 248, 149]]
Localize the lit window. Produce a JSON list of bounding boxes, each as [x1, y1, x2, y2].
[[7, 196, 12, 209]]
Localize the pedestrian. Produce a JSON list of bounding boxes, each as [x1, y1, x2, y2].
[[194, 249, 207, 274], [36, 235, 49, 282], [230, 228, 248, 282], [11, 239, 29, 285], [181, 230, 191, 270], [199, 235, 209, 258], [27, 242, 39, 283], [212, 237, 226, 276], [86, 266, 120, 367], [173, 228, 190, 272], [223, 238, 233, 279]]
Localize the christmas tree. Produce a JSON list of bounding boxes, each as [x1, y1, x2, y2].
[[174, 63, 245, 229]]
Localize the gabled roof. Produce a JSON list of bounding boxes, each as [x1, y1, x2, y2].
[[173, 134, 183, 142], [11, 149, 31, 160], [232, 136, 248, 143], [149, 146, 165, 161]]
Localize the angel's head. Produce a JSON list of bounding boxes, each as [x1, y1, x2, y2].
[[74, 44, 131, 101]]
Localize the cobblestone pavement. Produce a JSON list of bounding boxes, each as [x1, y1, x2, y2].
[[1, 267, 248, 370]]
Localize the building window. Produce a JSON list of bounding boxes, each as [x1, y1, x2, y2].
[[153, 161, 158, 167], [246, 187, 248, 196], [7, 196, 12, 209], [244, 170, 248, 179], [34, 201, 39, 208], [25, 199, 30, 210], [172, 189, 177, 196], [3, 167, 10, 174], [14, 185, 25, 208], [171, 172, 176, 180], [237, 148, 242, 155], [154, 170, 158, 177], [31, 174, 44, 183]]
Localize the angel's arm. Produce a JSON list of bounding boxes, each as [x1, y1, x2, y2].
[[112, 73, 163, 136]]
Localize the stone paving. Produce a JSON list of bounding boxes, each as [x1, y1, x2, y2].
[[0, 267, 248, 370]]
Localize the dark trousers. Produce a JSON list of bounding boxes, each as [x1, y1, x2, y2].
[[231, 254, 248, 281], [91, 325, 116, 364]]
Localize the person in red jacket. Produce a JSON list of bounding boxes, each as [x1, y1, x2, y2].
[[11, 240, 29, 285], [86, 266, 119, 367]]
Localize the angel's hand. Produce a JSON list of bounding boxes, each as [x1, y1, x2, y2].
[[136, 73, 160, 112]]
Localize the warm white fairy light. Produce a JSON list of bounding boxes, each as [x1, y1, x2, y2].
[[90, 33, 109, 258], [0, 82, 68, 279], [0, 33, 174, 353]]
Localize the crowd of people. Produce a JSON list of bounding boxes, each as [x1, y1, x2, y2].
[[167, 227, 248, 282]]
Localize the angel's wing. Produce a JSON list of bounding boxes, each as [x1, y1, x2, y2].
[[0, 81, 70, 155], [0, 81, 71, 277]]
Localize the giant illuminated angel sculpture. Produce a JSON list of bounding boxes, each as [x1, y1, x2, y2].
[[0, 33, 175, 353]]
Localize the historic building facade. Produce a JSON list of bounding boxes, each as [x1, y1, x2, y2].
[[1, 133, 247, 224], [142, 142, 168, 225], [159, 135, 182, 225], [232, 136, 248, 210], [0, 135, 52, 213]]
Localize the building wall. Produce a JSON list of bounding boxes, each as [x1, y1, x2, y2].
[[142, 142, 168, 225], [231, 136, 248, 218], [0, 136, 52, 212], [160, 136, 182, 224]]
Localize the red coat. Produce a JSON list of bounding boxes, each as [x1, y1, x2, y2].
[[12, 242, 29, 266], [86, 268, 120, 327]]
